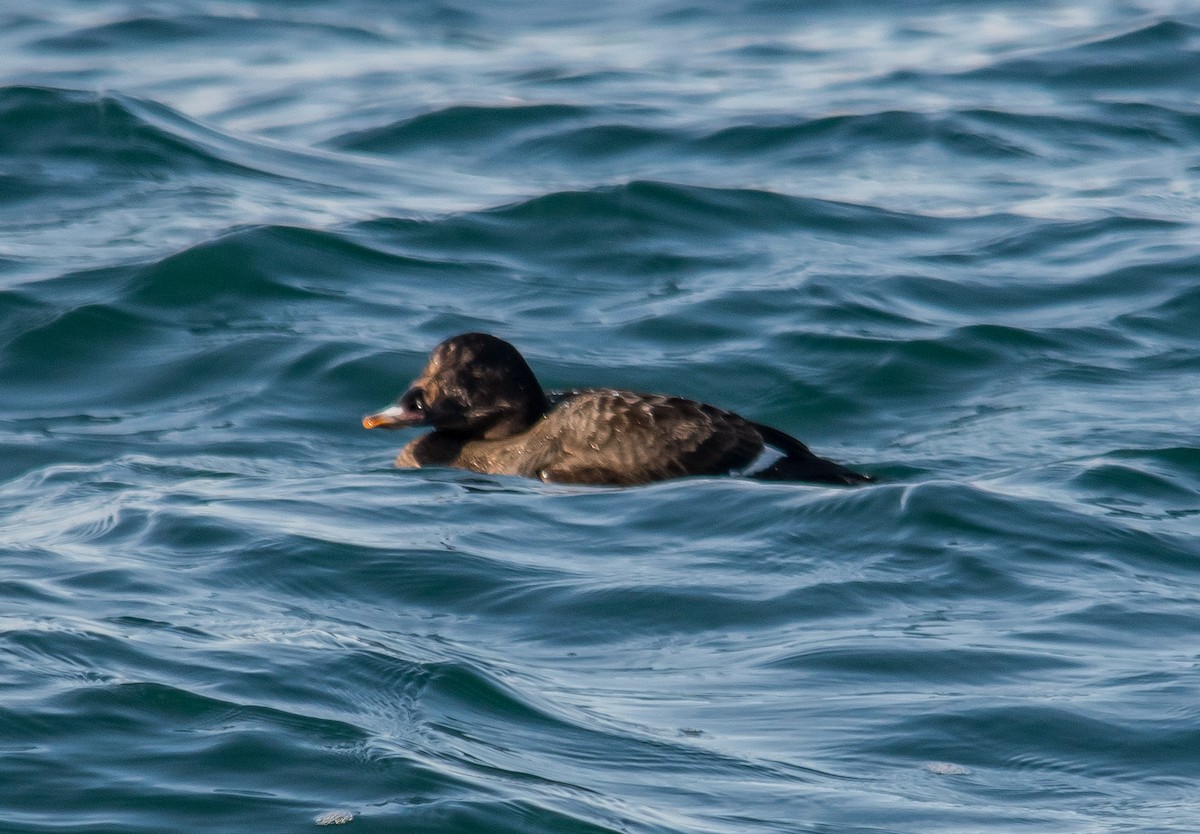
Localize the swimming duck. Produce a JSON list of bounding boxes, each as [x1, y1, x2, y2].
[[363, 332, 870, 486]]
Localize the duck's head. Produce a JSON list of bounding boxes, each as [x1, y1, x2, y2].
[[362, 332, 549, 439]]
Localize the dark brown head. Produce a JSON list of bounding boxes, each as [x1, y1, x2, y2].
[[362, 333, 550, 439]]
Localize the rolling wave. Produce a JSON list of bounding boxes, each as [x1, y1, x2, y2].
[[963, 20, 1200, 89]]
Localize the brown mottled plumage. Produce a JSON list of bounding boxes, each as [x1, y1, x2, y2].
[[363, 333, 871, 486]]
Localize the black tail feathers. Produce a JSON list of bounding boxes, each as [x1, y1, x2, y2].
[[750, 422, 872, 485]]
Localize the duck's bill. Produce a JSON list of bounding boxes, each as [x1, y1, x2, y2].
[[362, 405, 426, 429]]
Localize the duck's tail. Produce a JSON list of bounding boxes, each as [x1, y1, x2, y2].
[[750, 422, 873, 485]]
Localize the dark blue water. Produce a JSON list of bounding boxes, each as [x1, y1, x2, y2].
[[3, 2, 1200, 832]]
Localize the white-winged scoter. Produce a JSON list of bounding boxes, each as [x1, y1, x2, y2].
[[363, 332, 871, 486]]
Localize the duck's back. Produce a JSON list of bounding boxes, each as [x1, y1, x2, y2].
[[515, 389, 764, 485]]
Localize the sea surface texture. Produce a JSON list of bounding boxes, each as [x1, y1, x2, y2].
[[2, 2, 1200, 832]]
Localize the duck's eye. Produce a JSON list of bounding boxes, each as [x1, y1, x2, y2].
[[401, 388, 426, 412]]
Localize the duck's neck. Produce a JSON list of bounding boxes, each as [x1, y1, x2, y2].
[[477, 393, 549, 439]]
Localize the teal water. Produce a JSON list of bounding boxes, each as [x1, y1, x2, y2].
[[3, 2, 1200, 832]]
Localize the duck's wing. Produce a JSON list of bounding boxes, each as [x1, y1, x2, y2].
[[530, 390, 763, 485], [749, 421, 872, 484]]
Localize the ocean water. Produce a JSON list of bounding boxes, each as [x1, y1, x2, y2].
[[2, 1, 1200, 831]]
